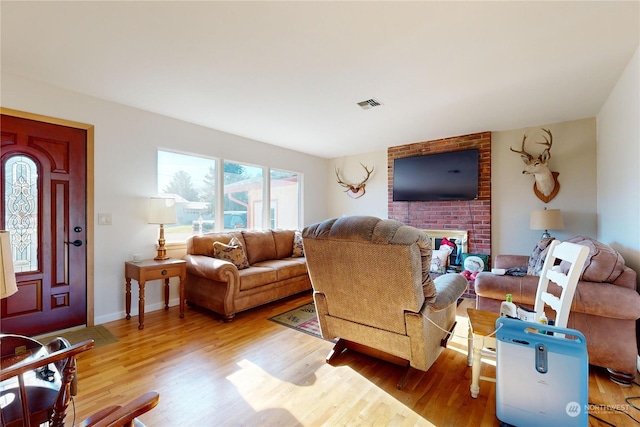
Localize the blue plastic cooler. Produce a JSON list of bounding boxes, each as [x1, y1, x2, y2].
[[495, 317, 588, 427]]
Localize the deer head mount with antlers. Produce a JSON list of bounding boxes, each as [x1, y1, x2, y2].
[[510, 128, 560, 203], [335, 163, 374, 199]]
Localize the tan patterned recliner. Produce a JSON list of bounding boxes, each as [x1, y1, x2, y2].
[[302, 216, 467, 387]]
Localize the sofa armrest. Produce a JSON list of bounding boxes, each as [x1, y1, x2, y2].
[[494, 255, 529, 269], [572, 280, 640, 320], [184, 254, 239, 283]]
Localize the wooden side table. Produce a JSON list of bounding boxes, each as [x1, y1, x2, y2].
[[467, 308, 500, 398], [124, 259, 186, 330]]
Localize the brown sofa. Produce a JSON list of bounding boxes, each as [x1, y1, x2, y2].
[[184, 229, 311, 321], [475, 236, 640, 382]]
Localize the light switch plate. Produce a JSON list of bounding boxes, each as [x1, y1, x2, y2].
[[98, 213, 112, 225]]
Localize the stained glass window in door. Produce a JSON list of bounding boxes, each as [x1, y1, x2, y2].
[[3, 155, 39, 272]]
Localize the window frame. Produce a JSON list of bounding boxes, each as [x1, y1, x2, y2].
[[157, 149, 303, 243]]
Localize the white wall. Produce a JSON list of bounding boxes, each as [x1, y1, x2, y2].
[[1, 73, 329, 324], [491, 119, 597, 258], [327, 150, 388, 219], [597, 45, 640, 284]]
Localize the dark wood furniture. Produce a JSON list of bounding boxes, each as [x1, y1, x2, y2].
[[124, 259, 187, 329], [0, 333, 158, 427], [0, 335, 95, 427], [77, 391, 160, 427]]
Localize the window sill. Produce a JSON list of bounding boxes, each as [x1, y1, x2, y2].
[[164, 241, 187, 259]]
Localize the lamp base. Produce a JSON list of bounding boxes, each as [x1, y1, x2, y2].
[[155, 227, 170, 260], [541, 231, 551, 239], [154, 244, 170, 261]]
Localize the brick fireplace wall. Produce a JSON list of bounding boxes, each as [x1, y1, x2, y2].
[[388, 132, 491, 257]]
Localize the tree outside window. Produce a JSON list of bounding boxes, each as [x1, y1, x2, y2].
[[157, 151, 216, 240]]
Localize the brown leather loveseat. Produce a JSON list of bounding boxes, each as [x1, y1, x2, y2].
[[184, 229, 311, 321], [475, 236, 640, 383]]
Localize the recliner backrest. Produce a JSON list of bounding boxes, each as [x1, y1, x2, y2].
[[302, 216, 435, 335]]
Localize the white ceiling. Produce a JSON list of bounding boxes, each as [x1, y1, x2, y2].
[[2, 1, 639, 158]]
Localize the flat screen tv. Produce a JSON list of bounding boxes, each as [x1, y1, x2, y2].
[[393, 148, 479, 201]]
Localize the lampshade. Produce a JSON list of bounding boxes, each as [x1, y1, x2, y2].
[[1, 230, 18, 299], [530, 209, 564, 235], [148, 197, 177, 224]]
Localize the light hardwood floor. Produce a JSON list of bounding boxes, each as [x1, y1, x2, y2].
[[70, 292, 640, 426]]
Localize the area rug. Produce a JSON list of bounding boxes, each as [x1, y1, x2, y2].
[[271, 299, 465, 340], [36, 325, 118, 349], [269, 302, 330, 340]]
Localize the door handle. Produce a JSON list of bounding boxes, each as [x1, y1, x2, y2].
[[65, 239, 83, 247]]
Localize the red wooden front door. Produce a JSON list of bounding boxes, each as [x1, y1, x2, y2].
[[1, 114, 87, 336]]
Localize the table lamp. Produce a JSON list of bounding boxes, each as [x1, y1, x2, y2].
[[148, 197, 177, 261], [1, 230, 18, 299], [530, 208, 564, 239]]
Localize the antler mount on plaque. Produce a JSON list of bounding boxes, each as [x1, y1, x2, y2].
[[335, 163, 374, 199], [510, 128, 560, 203]]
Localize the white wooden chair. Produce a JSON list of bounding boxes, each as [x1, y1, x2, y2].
[[533, 240, 590, 328], [468, 239, 589, 398]]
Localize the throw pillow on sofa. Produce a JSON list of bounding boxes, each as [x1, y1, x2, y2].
[[430, 249, 449, 273], [213, 237, 250, 269], [292, 230, 304, 257], [560, 236, 626, 283], [460, 253, 489, 273], [526, 237, 555, 276]]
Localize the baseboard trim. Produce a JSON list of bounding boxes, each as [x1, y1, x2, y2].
[[93, 297, 182, 325]]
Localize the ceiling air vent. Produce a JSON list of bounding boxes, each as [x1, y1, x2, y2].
[[357, 98, 383, 110]]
